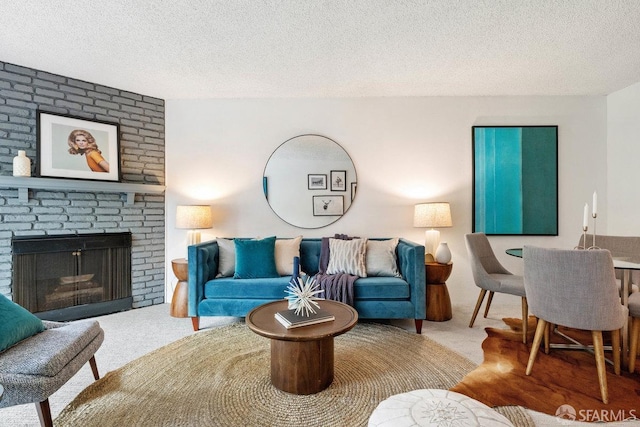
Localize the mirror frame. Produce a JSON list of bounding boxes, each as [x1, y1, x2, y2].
[[263, 134, 357, 229]]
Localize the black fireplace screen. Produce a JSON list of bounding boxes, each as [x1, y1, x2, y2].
[[12, 232, 132, 321]]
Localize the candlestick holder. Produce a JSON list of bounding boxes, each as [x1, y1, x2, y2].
[[587, 213, 600, 250], [575, 226, 588, 250]]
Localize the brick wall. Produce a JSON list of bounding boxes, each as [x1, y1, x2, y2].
[[0, 61, 165, 308]]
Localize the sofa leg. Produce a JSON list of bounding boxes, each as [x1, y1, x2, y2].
[[89, 355, 100, 380], [191, 316, 200, 331], [414, 319, 423, 334], [36, 399, 53, 427]]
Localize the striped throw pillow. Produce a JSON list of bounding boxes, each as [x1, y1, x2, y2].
[[326, 238, 368, 277]]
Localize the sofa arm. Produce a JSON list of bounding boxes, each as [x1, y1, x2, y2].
[[187, 241, 219, 317], [397, 238, 426, 319]]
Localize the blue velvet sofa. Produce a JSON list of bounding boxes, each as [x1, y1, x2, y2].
[[187, 238, 426, 333]]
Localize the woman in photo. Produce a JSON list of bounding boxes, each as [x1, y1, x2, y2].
[[67, 129, 110, 172]]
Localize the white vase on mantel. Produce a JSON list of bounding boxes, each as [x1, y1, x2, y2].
[[13, 150, 31, 177], [435, 242, 451, 264]]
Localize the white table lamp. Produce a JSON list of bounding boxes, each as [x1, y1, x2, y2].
[[413, 202, 452, 263], [176, 205, 213, 247]]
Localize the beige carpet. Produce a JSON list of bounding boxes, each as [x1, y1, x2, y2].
[[55, 322, 533, 426]]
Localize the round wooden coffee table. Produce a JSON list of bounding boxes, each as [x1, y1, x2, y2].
[[246, 299, 358, 395]]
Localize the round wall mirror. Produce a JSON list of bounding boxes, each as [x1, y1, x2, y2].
[[263, 134, 357, 229]]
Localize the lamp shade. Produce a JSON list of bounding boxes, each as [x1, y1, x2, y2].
[[413, 203, 452, 228], [176, 205, 213, 229]]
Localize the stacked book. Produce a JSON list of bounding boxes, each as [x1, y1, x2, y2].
[[275, 308, 335, 329]]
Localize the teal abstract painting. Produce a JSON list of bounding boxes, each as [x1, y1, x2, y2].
[[472, 126, 558, 235]]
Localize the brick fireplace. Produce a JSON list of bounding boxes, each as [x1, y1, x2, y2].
[[0, 61, 166, 310]]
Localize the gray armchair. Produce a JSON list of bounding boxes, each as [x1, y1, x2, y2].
[[629, 291, 640, 373], [465, 233, 528, 343], [0, 319, 104, 427], [523, 246, 628, 404]]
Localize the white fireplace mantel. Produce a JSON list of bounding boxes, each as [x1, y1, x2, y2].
[[0, 176, 165, 205]]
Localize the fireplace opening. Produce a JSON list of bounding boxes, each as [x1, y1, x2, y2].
[[12, 232, 132, 321]]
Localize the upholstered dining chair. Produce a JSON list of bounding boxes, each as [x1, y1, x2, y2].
[[464, 233, 528, 343], [629, 291, 640, 373], [0, 320, 104, 427], [523, 246, 628, 404], [578, 233, 640, 293]]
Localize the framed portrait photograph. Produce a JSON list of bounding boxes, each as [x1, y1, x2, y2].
[[472, 125, 558, 235], [330, 170, 346, 191], [308, 174, 327, 190], [37, 111, 121, 182], [313, 195, 344, 216]]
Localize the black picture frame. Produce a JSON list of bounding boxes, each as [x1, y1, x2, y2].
[[307, 174, 327, 190], [472, 125, 558, 235], [330, 170, 346, 191], [312, 195, 344, 216], [37, 110, 121, 182]]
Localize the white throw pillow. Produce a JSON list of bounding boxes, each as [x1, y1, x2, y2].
[[366, 238, 401, 277], [326, 238, 368, 277], [216, 238, 235, 277], [275, 236, 303, 276]]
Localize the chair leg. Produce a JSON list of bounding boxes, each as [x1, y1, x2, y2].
[[526, 319, 547, 375], [469, 289, 487, 327], [35, 399, 53, 427], [630, 317, 640, 373], [191, 316, 200, 331], [89, 355, 100, 380], [592, 330, 609, 404], [521, 297, 528, 344], [483, 291, 494, 318], [611, 329, 621, 376]]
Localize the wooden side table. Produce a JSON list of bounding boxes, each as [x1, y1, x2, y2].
[[170, 258, 189, 318], [425, 262, 453, 322]]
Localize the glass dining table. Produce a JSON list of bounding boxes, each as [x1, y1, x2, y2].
[[506, 247, 640, 368]]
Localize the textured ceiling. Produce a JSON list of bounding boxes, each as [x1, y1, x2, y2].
[[2, 1, 640, 99]]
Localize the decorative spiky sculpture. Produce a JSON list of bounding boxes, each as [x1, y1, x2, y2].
[[285, 275, 324, 317]]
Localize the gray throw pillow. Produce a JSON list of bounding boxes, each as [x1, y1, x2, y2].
[[216, 238, 235, 277], [366, 238, 401, 277]]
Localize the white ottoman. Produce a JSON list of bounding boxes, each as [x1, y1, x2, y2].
[[368, 389, 513, 427]]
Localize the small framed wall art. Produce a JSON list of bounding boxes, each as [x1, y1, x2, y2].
[[37, 110, 121, 182], [330, 170, 346, 191], [313, 195, 344, 216], [308, 174, 327, 190]]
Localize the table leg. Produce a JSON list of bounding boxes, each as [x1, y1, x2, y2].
[[621, 269, 630, 369]]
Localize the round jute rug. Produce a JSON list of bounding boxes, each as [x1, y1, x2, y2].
[[55, 322, 533, 427]]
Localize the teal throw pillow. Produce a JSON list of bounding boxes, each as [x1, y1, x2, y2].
[[0, 293, 45, 352], [234, 236, 279, 279]]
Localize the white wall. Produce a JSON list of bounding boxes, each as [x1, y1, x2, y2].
[[165, 96, 607, 307], [607, 81, 640, 235]]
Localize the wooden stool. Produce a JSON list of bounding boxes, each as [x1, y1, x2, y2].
[[170, 258, 189, 318], [425, 262, 453, 321]]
